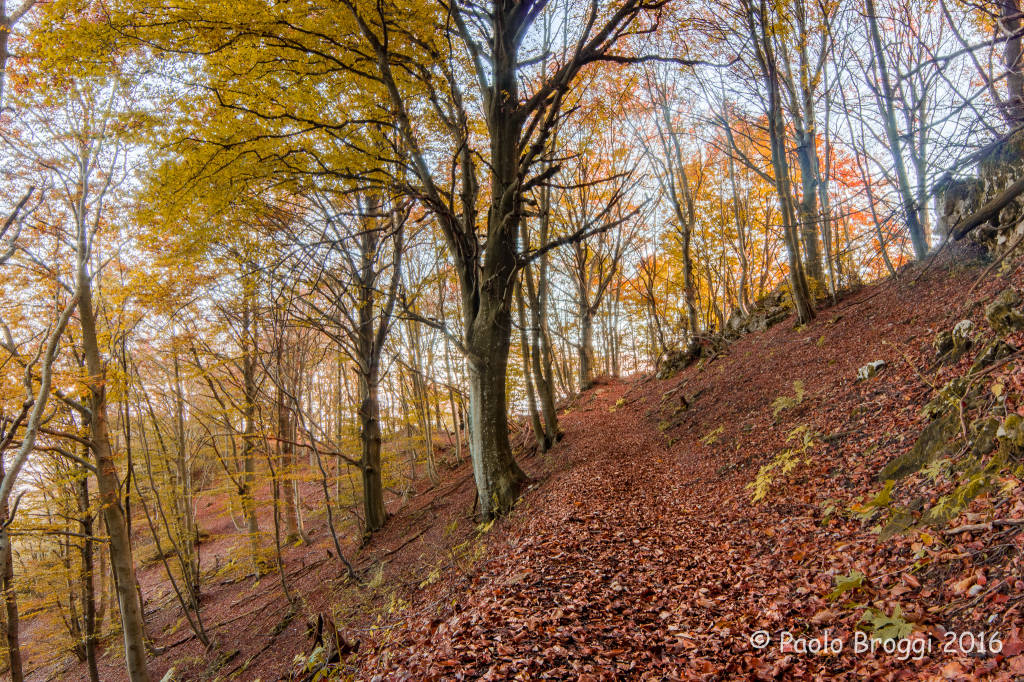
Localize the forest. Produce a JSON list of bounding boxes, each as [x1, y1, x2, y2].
[[2, 0, 1024, 679]]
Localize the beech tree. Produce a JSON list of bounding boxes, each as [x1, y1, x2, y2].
[[340, 0, 678, 517], [288, 189, 407, 534], [3, 74, 152, 680]]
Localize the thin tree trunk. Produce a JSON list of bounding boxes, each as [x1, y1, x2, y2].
[[578, 308, 595, 391], [443, 339, 464, 464], [610, 275, 622, 377], [865, 0, 929, 259], [77, 471, 100, 682], [409, 324, 438, 486], [77, 258, 151, 682], [516, 282, 545, 450], [275, 346, 302, 544], [525, 262, 559, 449], [170, 349, 198, 599], [240, 296, 263, 573]]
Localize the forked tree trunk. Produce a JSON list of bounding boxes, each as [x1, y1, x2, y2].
[[795, 137, 824, 283], [865, 0, 929, 259], [769, 112, 815, 324], [766, 48, 815, 321]]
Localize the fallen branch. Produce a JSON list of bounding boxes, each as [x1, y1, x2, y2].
[[951, 175, 1024, 241], [944, 518, 1024, 535]]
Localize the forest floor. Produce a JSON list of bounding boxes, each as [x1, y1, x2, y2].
[[29, 243, 1024, 680]]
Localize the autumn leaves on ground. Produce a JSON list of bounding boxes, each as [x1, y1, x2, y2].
[[29, 245, 1024, 680]]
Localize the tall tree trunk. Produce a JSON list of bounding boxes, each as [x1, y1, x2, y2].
[[1003, 0, 1024, 121], [77, 471, 100, 682], [0, 520, 21, 682], [409, 324, 439, 486], [77, 258, 151, 682], [795, 134, 824, 283], [578, 307, 595, 392], [788, 1, 825, 284], [240, 296, 263, 573], [359, 361, 386, 534], [610, 275, 622, 377], [275, 350, 302, 544], [516, 282, 546, 451], [865, 0, 929, 259], [0, 441, 22, 682], [524, 244, 559, 448], [455, 4, 531, 519], [442, 339, 464, 464], [762, 19, 815, 322], [722, 118, 751, 313], [771, 93, 815, 323], [742, 0, 814, 322], [655, 95, 701, 339], [465, 300, 527, 519], [171, 350, 198, 599]]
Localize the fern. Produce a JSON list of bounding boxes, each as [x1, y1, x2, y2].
[[849, 479, 896, 521], [771, 380, 806, 419], [747, 425, 816, 503], [700, 425, 724, 446]]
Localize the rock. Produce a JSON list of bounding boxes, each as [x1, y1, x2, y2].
[[997, 413, 1024, 453], [656, 336, 725, 379], [879, 411, 960, 480], [935, 131, 1024, 250], [971, 416, 1000, 457], [953, 319, 974, 340], [857, 360, 886, 380], [935, 320, 977, 364], [922, 377, 970, 420], [933, 330, 954, 357], [970, 339, 1017, 373], [724, 286, 791, 338], [656, 349, 690, 379], [985, 288, 1024, 336]]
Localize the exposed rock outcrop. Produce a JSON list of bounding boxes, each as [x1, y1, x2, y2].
[[937, 131, 1024, 254]]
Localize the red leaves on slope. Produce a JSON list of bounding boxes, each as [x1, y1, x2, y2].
[[355, 251, 1024, 680]]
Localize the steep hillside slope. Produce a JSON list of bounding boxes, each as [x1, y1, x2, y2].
[[350, 245, 1024, 680], [39, 244, 1024, 680]]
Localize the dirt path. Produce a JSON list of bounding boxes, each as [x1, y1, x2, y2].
[[371, 382, 846, 679], [361, 254, 1024, 681]]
